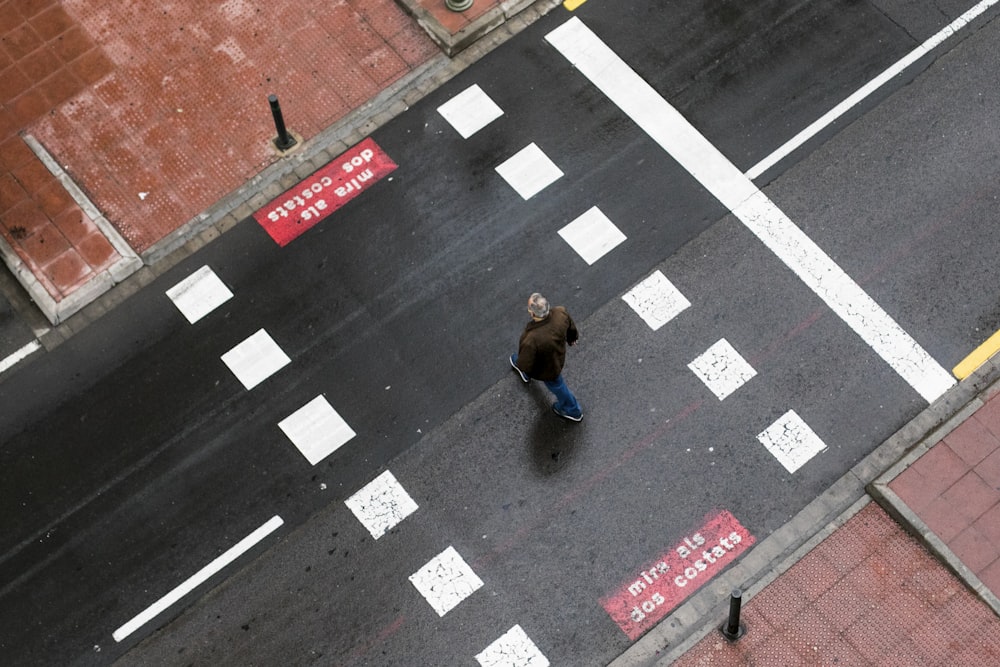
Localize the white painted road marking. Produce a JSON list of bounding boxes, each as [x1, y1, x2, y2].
[[0, 339, 41, 375], [112, 515, 283, 642], [476, 624, 550, 667], [558, 205, 627, 265], [277, 395, 357, 465], [345, 470, 419, 540], [688, 338, 757, 400], [165, 265, 233, 324], [409, 545, 483, 617], [546, 17, 955, 404], [221, 329, 291, 390], [746, 0, 1000, 180], [757, 410, 828, 473], [495, 143, 564, 200], [621, 270, 691, 331], [438, 84, 504, 138]]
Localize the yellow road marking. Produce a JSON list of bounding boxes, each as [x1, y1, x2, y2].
[[953, 329, 1000, 379], [564, 0, 587, 10]]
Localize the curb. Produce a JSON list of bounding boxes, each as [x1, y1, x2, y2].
[[16, 0, 562, 354], [394, 0, 543, 56], [611, 355, 1000, 666]]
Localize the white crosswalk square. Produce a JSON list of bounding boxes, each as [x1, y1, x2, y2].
[[688, 338, 757, 400], [345, 470, 418, 539], [409, 546, 483, 617], [165, 265, 233, 324], [621, 270, 691, 331], [495, 143, 563, 200], [278, 395, 356, 465], [558, 206, 626, 265], [437, 84, 504, 138], [757, 410, 828, 473], [220, 329, 291, 390], [476, 625, 550, 667]]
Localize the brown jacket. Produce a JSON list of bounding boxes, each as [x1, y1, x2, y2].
[[515, 306, 579, 381]]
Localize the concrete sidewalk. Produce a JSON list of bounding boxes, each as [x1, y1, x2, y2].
[[0, 0, 549, 325], [643, 358, 1000, 666]]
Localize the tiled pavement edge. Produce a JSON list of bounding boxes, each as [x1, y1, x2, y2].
[[1, 0, 560, 340], [612, 355, 1000, 665]]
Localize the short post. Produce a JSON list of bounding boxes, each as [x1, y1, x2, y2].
[[268, 94, 296, 151], [445, 0, 474, 11], [720, 588, 746, 641]]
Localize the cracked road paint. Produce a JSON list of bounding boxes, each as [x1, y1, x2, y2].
[[757, 409, 828, 473], [476, 625, 550, 667], [409, 546, 483, 617], [621, 270, 691, 331], [345, 470, 419, 540], [688, 338, 757, 400]]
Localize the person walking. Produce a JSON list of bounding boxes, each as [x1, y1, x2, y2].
[[509, 292, 583, 422]]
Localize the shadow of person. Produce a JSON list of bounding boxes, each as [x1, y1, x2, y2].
[[526, 384, 581, 475]]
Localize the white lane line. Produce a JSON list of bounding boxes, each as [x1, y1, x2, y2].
[[166, 265, 234, 324], [558, 206, 627, 265], [688, 338, 757, 401], [345, 470, 419, 540], [409, 545, 484, 617], [757, 410, 828, 473], [621, 270, 691, 332], [278, 394, 357, 466], [495, 143, 564, 200], [476, 624, 550, 667], [747, 0, 1000, 180], [112, 515, 283, 643], [0, 339, 42, 374], [438, 84, 504, 138], [546, 17, 955, 403], [221, 329, 291, 390]]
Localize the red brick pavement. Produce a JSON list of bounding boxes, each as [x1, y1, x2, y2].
[[674, 503, 1000, 666], [3, 0, 502, 316], [890, 389, 1000, 599]]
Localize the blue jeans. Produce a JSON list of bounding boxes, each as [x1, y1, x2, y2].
[[513, 354, 582, 417], [544, 374, 582, 418]]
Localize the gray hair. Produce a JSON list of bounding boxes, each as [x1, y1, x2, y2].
[[528, 292, 550, 318]]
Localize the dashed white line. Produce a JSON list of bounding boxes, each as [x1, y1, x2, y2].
[[0, 339, 42, 375], [112, 515, 283, 643], [746, 0, 1000, 180], [546, 17, 955, 404]]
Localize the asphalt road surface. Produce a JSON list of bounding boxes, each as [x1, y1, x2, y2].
[[2, 1, 1000, 665]]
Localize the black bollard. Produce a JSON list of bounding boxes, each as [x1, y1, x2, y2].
[[268, 94, 296, 151], [720, 588, 747, 641]]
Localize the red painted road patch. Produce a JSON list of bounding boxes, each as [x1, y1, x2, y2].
[[600, 509, 755, 641], [253, 137, 397, 246]]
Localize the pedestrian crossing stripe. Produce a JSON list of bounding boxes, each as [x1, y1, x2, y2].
[[345, 470, 418, 539], [438, 84, 504, 138], [409, 546, 483, 617], [165, 265, 233, 324], [495, 143, 563, 200], [558, 206, 626, 265], [220, 329, 291, 391], [278, 395, 356, 466], [476, 625, 550, 667]]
